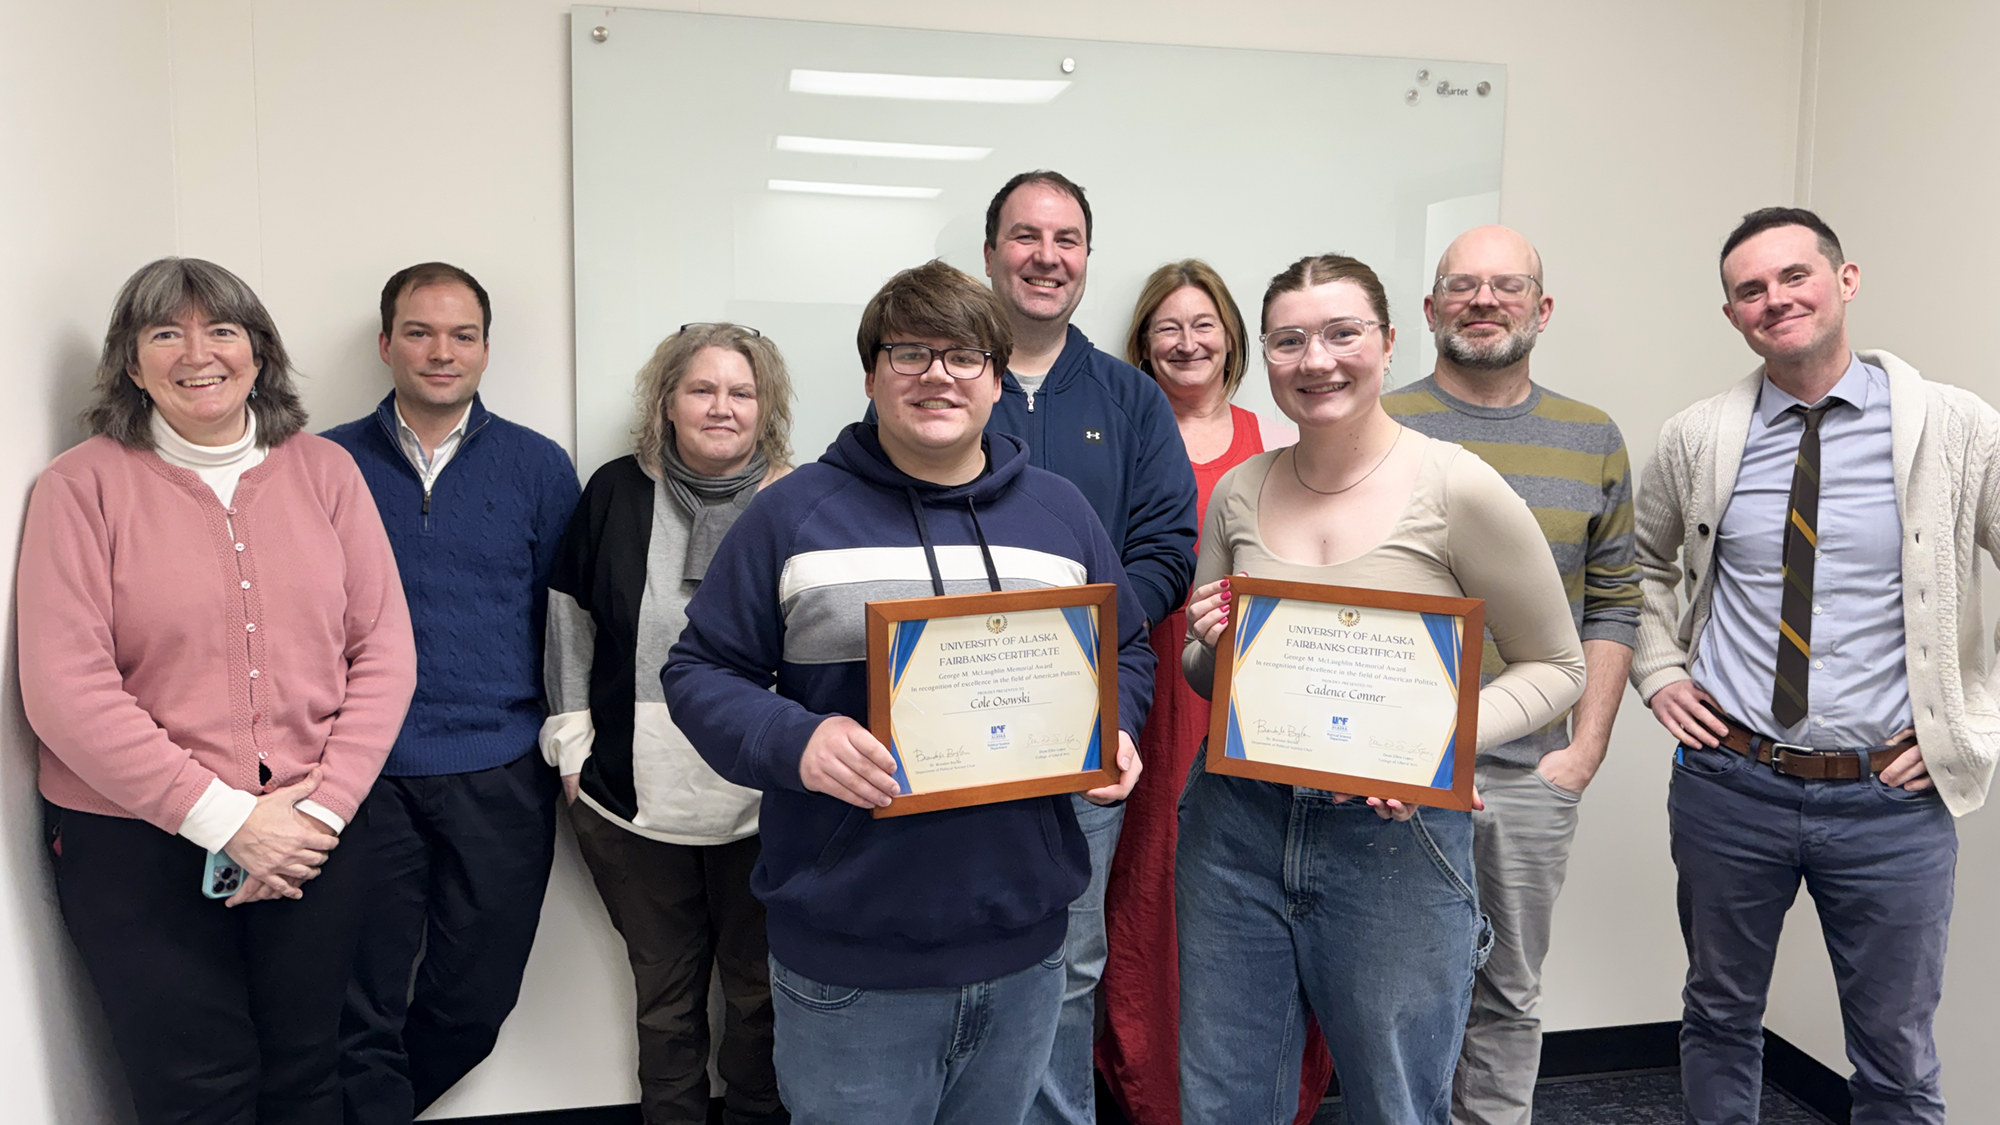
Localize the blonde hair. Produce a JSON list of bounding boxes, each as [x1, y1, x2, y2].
[[1123, 259, 1248, 396], [632, 323, 794, 476]]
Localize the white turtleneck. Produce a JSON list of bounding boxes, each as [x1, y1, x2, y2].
[[151, 410, 346, 857], [149, 409, 266, 506]]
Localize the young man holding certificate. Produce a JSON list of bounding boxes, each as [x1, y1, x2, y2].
[[662, 259, 1150, 1125]]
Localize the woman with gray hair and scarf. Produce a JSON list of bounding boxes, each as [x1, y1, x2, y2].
[[540, 322, 794, 1125]]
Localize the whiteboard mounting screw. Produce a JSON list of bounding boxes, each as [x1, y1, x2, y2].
[[591, 26, 608, 43], [1061, 58, 1075, 74], [1476, 80, 1491, 96], [1405, 88, 1420, 106], [1416, 69, 1429, 82]]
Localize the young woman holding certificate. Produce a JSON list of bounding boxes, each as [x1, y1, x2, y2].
[[1177, 254, 1585, 1125]]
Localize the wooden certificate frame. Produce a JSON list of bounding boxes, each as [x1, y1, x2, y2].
[[1205, 577, 1483, 811], [866, 583, 1120, 818]]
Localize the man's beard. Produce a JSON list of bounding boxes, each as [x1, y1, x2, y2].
[[1437, 320, 1538, 370]]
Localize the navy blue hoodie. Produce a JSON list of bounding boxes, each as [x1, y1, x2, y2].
[[661, 424, 1155, 989], [990, 325, 1197, 627]]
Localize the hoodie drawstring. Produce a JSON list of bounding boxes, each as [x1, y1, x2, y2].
[[965, 497, 1003, 592], [905, 487, 947, 596], [902, 487, 1004, 596]]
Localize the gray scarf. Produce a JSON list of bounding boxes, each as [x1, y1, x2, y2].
[[659, 432, 769, 581]]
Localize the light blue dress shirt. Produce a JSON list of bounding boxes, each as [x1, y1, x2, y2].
[[1693, 355, 1912, 746]]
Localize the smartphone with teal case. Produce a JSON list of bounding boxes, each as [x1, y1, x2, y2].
[[202, 850, 244, 899]]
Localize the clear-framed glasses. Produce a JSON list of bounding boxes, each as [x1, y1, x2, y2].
[[678, 322, 761, 337], [1432, 274, 1541, 304], [1260, 319, 1382, 364], [1147, 319, 1225, 344], [878, 342, 994, 379]]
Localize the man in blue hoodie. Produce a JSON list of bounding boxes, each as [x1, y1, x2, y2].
[[982, 170, 1196, 1125], [663, 259, 1151, 1124], [324, 263, 579, 1124]]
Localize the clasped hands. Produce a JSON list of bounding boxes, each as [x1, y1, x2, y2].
[[800, 714, 1143, 810], [219, 766, 341, 907]]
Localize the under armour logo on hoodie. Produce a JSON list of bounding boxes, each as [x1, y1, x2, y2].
[[1083, 428, 1103, 443]]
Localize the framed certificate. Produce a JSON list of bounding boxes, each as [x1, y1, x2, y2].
[[866, 584, 1120, 818], [1206, 578, 1482, 810]]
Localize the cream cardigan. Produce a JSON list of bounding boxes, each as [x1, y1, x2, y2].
[[1631, 349, 2000, 815]]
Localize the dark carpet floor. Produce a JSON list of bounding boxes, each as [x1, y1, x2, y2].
[[1307, 1071, 1833, 1124]]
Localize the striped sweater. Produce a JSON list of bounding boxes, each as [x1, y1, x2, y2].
[[1384, 376, 1640, 767]]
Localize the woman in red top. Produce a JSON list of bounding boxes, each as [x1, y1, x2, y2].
[[1098, 260, 1329, 1123]]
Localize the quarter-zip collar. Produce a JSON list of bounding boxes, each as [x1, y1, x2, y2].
[[370, 392, 493, 484], [1000, 324, 1096, 413]]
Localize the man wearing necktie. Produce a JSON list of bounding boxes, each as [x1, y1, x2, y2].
[[1631, 207, 2000, 1125]]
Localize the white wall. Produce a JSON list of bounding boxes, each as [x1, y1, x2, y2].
[[0, 0, 177, 1121], [1750, 0, 2000, 1111], [35, 0, 1998, 1120]]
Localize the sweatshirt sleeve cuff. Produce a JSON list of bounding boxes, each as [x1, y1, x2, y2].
[[539, 710, 595, 776], [178, 780, 257, 854], [295, 800, 345, 834]]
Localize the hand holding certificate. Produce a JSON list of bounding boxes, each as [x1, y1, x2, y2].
[[865, 584, 1121, 817], [1204, 577, 1482, 811]]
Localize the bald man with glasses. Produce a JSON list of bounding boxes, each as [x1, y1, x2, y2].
[[1383, 225, 1640, 1125]]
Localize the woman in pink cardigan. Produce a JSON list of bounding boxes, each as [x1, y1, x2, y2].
[[17, 257, 416, 1125]]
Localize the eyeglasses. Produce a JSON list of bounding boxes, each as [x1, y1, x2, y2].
[[877, 343, 994, 379], [678, 323, 761, 337], [1432, 274, 1541, 304], [1148, 320, 1225, 344], [1260, 319, 1383, 364]]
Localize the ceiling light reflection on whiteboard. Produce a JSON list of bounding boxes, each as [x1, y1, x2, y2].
[[788, 69, 1071, 104], [775, 135, 993, 161], [767, 179, 943, 199]]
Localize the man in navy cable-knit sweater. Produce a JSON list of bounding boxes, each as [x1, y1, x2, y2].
[[323, 263, 579, 1124]]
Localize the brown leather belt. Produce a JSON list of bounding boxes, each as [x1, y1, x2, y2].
[[1709, 713, 1906, 780]]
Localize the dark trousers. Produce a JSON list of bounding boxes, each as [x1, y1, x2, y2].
[[47, 799, 376, 1125], [1668, 742, 1956, 1125], [340, 750, 557, 1124], [569, 800, 784, 1125]]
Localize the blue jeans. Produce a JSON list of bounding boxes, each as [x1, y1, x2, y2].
[[769, 952, 1065, 1125], [1176, 758, 1488, 1125], [1023, 795, 1124, 1125], [1669, 743, 1955, 1125]]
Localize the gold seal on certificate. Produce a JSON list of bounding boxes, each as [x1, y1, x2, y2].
[[1205, 578, 1482, 810], [866, 584, 1121, 818]]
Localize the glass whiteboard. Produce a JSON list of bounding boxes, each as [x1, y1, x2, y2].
[[572, 8, 1506, 477]]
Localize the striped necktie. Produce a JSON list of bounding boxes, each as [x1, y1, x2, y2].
[[1772, 402, 1832, 730]]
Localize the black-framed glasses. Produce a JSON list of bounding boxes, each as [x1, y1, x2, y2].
[[1432, 274, 1541, 304], [877, 343, 994, 379], [1259, 319, 1383, 363], [678, 322, 761, 337]]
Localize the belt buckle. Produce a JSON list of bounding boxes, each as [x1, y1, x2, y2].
[[1770, 742, 1815, 775]]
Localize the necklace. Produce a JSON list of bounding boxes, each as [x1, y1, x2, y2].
[[1290, 426, 1403, 496]]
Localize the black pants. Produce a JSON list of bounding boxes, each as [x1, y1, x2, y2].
[[48, 799, 377, 1125], [569, 801, 784, 1125], [339, 750, 557, 1124]]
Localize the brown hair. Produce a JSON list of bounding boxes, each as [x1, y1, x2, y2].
[[85, 257, 309, 449], [984, 170, 1093, 250], [380, 261, 491, 338], [1124, 259, 1249, 396], [633, 323, 795, 476], [1261, 254, 1392, 333], [856, 260, 1014, 376]]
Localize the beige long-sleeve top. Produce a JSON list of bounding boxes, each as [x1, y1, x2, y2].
[[1184, 438, 1585, 753]]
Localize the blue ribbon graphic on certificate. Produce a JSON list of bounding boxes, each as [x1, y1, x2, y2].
[[1223, 594, 1463, 788], [884, 605, 1102, 795]]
